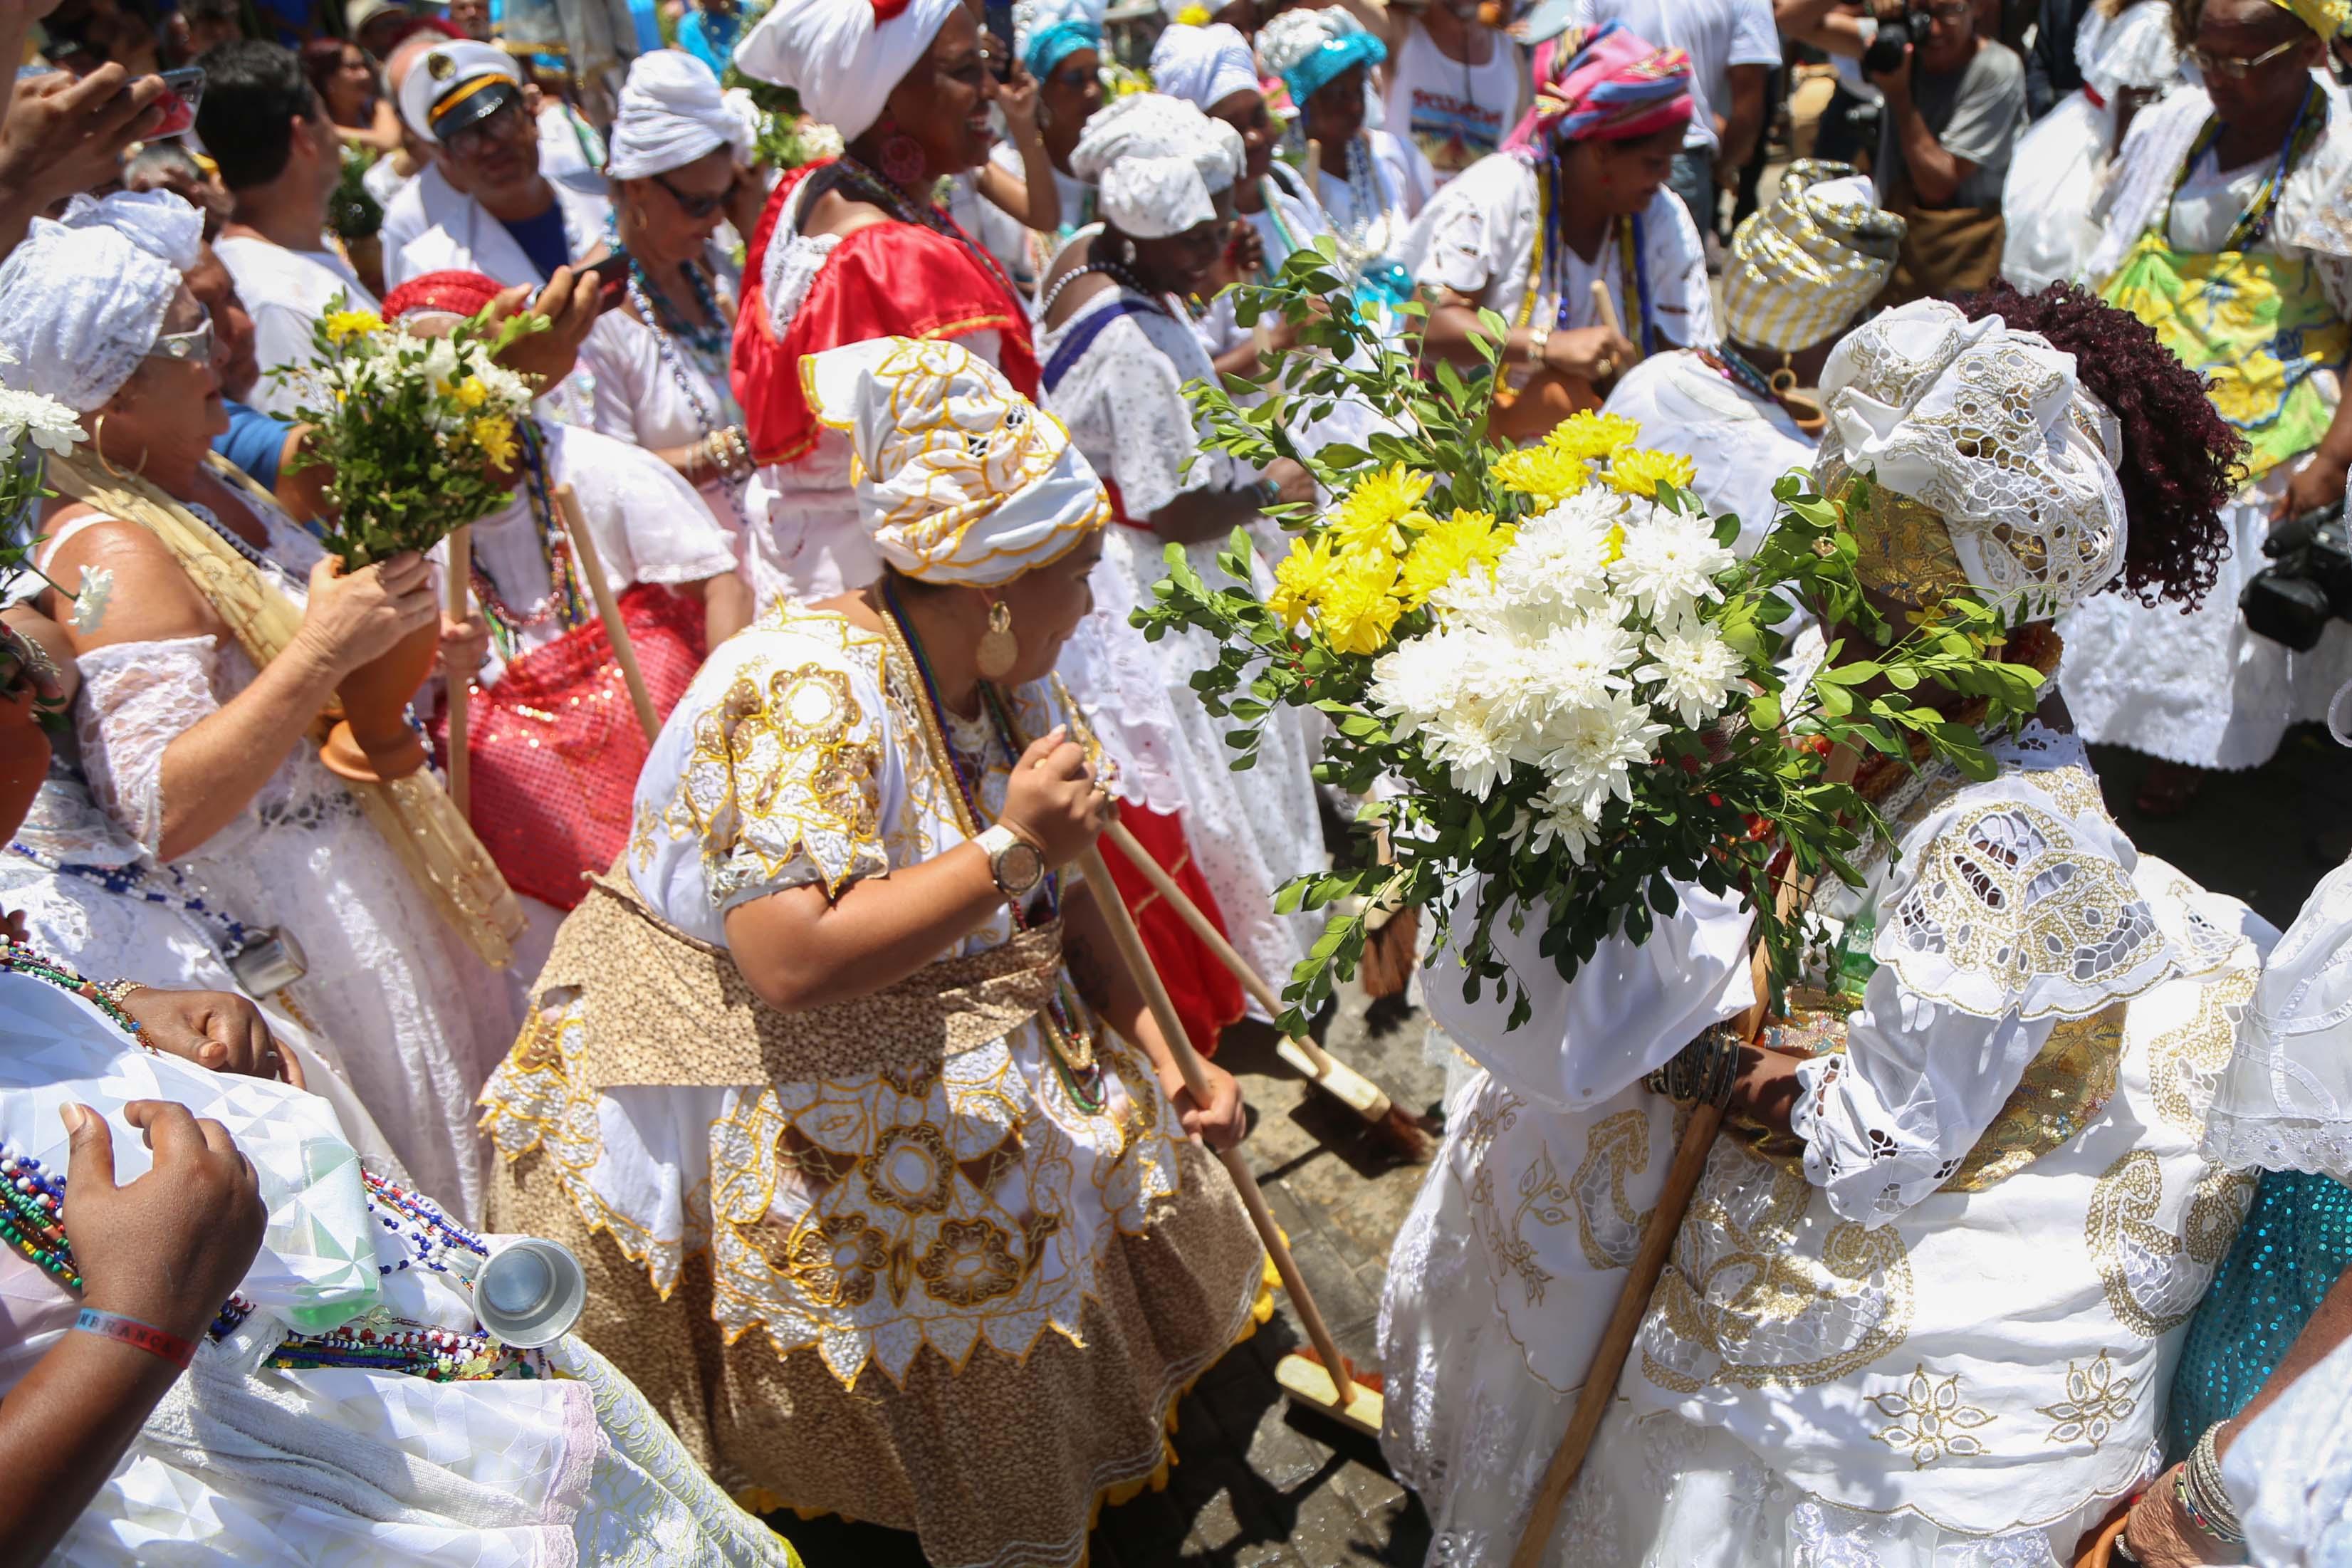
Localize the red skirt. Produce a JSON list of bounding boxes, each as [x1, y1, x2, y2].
[[432, 584, 706, 911], [1097, 805, 1245, 1059]]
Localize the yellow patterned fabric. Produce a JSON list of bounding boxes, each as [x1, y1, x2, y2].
[[2272, 0, 2352, 38], [800, 335, 1109, 587], [1721, 160, 1906, 353]]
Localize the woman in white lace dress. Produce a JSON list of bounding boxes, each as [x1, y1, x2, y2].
[[1036, 93, 1331, 998], [0, 190, 513, 1222], [1999, 0, 2181, 291], [1380, 298, 2266, 1567]]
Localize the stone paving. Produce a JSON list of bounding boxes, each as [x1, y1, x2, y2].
[[771, 725, 2352, 1567]]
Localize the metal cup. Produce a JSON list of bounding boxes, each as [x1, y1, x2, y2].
[[474, 1238, 587, 1349]]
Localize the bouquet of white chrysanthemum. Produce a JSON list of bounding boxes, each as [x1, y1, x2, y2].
[[1141, 245, 2050, 1028], [274, 296, 540, 567]]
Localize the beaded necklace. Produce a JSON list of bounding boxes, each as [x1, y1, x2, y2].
[[469, 424, 591, 664], [1512, 155, 1651, 353], [1, 1142, 75, 1289], [2181, 80, 2326, 251], [613, 226, 731, 364], [4, 842, 263, 960], [872, 582, 1107, 1112], [2, 938, 145, 1040], [1038, 255, 1166, 320]]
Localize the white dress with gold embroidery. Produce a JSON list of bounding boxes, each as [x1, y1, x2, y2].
[[476, 606, 1268, 1568], [1381, 725, 2268, 1567]]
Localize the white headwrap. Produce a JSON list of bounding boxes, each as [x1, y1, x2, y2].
[[733, 0, 963, 142], [803, 336, 1107, 585], [1148, 22, 1260, 110], [605, 49, 752, 180], [1814, 299, 2128, 615], [1069, 92, 1244, 239], [0, 191, 204, 412]]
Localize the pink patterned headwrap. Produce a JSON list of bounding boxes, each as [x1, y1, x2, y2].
[[1502, 21, 1692, 154]]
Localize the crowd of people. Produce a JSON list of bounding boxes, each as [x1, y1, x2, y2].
[[0, 0, 2351, 1563]]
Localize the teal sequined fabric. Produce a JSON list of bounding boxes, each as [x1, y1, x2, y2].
[[2166, 1168, 2352, 1458]]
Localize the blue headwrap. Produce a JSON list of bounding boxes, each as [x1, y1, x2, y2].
[[1024, 18, 1101, 78], [1283, 28, 1384, 105]]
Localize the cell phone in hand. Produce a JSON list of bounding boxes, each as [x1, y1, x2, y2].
[[147, 66, 206, 140], [581, 248, 632, 310]]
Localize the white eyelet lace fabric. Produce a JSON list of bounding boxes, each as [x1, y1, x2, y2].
[[1816, 300, 2128, 616], [2202, 851, 2352, 1178]]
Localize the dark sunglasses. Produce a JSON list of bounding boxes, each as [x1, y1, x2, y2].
[[654, 169, 728, 219]]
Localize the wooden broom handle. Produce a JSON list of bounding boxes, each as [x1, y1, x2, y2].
[[442, 524, 472, 820], [1074, 844, 1361, 1406], [550, 483, 659, 743], [1589, 279, 1641, 367]]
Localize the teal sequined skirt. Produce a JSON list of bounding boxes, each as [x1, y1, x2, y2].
[[2165, 1167, 2352, 1458]]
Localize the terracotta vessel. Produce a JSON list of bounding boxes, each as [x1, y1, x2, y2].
[[320, 612, 439, 783]]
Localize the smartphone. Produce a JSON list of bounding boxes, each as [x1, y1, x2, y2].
[[147, 65, 205, 140], [582, 248, 632, 310]]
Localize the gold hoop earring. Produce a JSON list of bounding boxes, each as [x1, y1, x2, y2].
[[975, 598, 1019, 681], [90, 413, 147, 482]]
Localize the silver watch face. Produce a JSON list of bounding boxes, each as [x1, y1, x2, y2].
[[995, 837, 1045, 895]]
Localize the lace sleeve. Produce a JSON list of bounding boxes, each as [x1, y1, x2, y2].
[[1791, 971, 2057, 1226], [693, 651, 892, 911], [1410, 177, 1499, 297], [73, 636, 224, 858], [2202, 852, 2352, 1178]]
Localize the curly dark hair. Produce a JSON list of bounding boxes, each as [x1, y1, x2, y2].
[[1954, 279, 2242, 610]]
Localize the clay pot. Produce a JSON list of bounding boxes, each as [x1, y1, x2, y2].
[[320, 615, 440, 783]]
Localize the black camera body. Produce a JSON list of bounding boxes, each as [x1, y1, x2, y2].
[[1862, 15, 1915, 76], [2242, 500, 2352, 652]]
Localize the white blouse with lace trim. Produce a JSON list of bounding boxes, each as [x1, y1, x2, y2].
[[2202, 849, 2352, 1177]]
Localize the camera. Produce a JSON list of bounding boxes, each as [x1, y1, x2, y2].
[[2242, 501, 2352, 652], [1862, 14, 1915, 75]]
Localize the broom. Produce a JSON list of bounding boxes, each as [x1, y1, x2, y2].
[[1099, 817, 1436, 1163], [551, 483, 659, 743], [1075, 840, 1386, 1436], [443, 523, 473, 818]]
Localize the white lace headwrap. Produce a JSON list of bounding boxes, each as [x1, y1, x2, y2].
[[803, 336, 1107, 585], [605, 49, 752, 179], [1069, 92, 1244, 239], [1149, 22, 1259, 110], [733, 0, 963, 142], [0, 190, 204, 412], [1814, 298, 2128, 616]]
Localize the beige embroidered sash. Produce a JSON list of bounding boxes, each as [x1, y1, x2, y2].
[[46, 453, 525, 968], [528, 869, 1068, 1087]]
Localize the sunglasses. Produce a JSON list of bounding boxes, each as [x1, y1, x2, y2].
[[2188, 36, 2304, 78], [146, 306, 214, 365], [444, 95, 526, 157], [1049, 63, 1095, 91], [653, 169, 728, 219]]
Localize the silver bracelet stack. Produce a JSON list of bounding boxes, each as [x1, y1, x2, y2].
[[1643, 1022, 1743, 1108], [2175, 1422, 2245, 1545]]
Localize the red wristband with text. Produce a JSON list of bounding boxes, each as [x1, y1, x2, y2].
[[73, 1307, 197, 1369]]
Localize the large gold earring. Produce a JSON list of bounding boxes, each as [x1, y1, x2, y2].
[[91, 413, 146, 481], [975, 598, 1019, 681]]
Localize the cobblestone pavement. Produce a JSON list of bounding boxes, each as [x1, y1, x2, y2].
[[772, 726, 2351, 1567]]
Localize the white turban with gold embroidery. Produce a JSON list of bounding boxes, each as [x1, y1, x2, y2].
[[803, 337, 1108, 585], [1815, 298, 2126, 615]]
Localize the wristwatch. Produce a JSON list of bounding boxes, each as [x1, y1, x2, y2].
[[975, 824, 1045, 901]]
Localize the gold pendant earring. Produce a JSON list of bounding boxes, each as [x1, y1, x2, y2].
[[975, 598, 1019, 681]]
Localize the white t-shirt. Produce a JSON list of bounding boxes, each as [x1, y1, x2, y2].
[[212, 235, 382, 420], [1381, 18, 1529, 185], [1401, 152, 1716, 348], [1314, 127, 1435, 268], [1564, 0, 1780, 154]]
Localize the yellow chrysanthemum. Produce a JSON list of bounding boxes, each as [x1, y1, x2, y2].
[[452, 375, 491, 411], [1399, 508, 1512, 606], [1602, 446, 1697, 498], [1491, 444, 1590, 508], [1175, 4, 1211, 21], [1315, 552, 1405, 657], [322, 308, 384, 344], [1268, 535, 1339, 629], [1326, 463, 1436, 553], [1542, 410, 1641, 463], [471, 414, 519, 467]]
